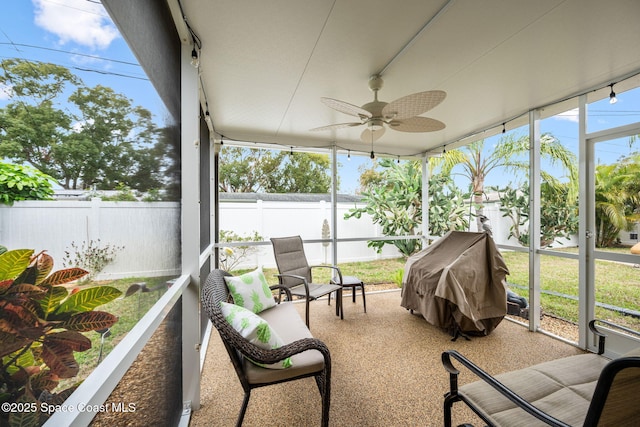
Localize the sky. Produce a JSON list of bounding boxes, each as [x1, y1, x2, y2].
[[0, 0, 166, 120], [1, 1, 639, 195]]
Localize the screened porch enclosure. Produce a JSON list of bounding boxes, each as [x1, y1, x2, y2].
[[42, 0, 640, 425]]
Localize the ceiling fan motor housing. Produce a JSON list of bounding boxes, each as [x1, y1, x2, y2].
[[368, 118, 385, 131], [368, 75, 384, 92], [362, 100, 388, 120]]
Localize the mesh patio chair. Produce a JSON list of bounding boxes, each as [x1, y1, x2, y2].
[[327, 272, 366, 315], [270, 236, 343, 328]]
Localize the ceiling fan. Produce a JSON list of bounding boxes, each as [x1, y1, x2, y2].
[[310, 75, 446, 142]]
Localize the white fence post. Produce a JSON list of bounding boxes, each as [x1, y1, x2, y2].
[[90, 197, 102, 242]]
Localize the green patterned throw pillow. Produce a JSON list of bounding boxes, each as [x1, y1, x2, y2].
[[223, 267, 277, 313], [220, 301, 292, 369]]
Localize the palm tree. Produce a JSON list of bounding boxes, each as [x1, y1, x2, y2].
[[431, 133, 578, 231], [595, 155, 640, 247]]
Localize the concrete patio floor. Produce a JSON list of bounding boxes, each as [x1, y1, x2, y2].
[[192, 289, 584, 426]]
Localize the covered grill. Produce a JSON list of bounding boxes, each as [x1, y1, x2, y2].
[[401, 231, 509, 337]]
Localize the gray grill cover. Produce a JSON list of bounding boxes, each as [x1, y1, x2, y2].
[[400, 231, 509, 336]]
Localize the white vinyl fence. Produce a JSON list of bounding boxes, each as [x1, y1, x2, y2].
[[218, 198, 404, 270], [0, 196, 583, 280], [0, 197, 403, 279], [0, 199, 181, 280]]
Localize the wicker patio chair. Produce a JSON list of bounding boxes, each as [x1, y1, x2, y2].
[[201, 269, 332, 427], [442, 320, 640, 426], [270, 236, 344, 327]]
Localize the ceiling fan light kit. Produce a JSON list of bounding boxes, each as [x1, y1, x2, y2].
[[311, 74, 446, 142]]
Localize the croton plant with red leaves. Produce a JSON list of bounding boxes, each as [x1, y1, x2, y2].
[[0, 247, 120, 426]]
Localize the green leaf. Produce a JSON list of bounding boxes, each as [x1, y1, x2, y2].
[[56, 286, 122, 314], [0, 249, 33, 281], [13, 265, 38, 286], [34, 252, 54, 285], [8, 395, 40, 427], [39, 286, 69, 316], [60, 311, 118, 332]]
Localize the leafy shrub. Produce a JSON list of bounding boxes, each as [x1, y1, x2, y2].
[[62, 240, 124, 281], [0, 248, 120, 426], [0, 162, 54, 206]]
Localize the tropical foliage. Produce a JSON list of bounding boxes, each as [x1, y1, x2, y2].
[[496, 181, 579, 247], [432, 133, 578, 231], [594, 153, 640, 247], [0, 162, 54, 206], [345, 158, 469, 256], [0, 247, 120, 426]]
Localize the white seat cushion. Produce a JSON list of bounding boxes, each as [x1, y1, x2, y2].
[[244, 302, 324, 384]]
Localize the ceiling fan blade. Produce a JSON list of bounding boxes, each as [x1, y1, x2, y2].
[[310, 122, 362, 131], [321, 97, 372, 119], [382, 90, 446, 120], [360, 126, 385, 142], [389, 116, 445, 132]]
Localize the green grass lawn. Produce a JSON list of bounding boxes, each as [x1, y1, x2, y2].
[[500, 249, 640, 331], [57, 276, 171, 391], [256, 257, 407, 287], [242, 250, 640, 331]]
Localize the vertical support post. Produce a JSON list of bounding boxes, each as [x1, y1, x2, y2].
[[528, 109, 541, 331], [331, 145, 338, 266], [181, 44, 201, 412], [421, 155, 430, 245], [578, 94, 595, 349], [257, 199, 264, 254], [213, 140, 220, 269]]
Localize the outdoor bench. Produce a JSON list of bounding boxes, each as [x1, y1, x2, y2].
[[201, 269, 331, 427], [442, 320, 640, 426]]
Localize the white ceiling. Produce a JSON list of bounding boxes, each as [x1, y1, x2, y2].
[[179, 0, 640, 158]]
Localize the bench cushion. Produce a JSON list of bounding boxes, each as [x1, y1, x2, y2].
[[460, 353, 608, 427], [244, 302, 325, 385], [220, 302, 292, 369]]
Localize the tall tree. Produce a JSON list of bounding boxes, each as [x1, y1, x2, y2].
[[432, 133, 578, 230], [218, 147, 333, 193], [263, 152, 332, 193], [0, 59, 163, 191], [0, 60, 76, 178], [68, 85, 160, 189]]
